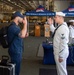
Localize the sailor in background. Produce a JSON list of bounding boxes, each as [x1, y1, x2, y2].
[[47, 12, 69, 75], [68, 20, 74, 44]]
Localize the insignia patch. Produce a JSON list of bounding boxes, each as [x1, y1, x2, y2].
[[61, 37, 65, 39], [61, 34, 64, 36], [61, 34, 65, 39]]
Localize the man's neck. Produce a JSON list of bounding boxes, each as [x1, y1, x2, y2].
[[13, 19, 19, 25], [58, 20, 64, 25]]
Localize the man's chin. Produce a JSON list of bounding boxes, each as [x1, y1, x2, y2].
[[19, 21, 23, 24], [19, 22, 23, 25]]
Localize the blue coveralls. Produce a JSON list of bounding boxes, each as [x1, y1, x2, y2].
[[7, 22, 23, 75]]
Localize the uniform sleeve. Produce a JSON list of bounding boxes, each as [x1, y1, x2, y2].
[[58, 26, 69, 58], [49, 24, 55, 33]]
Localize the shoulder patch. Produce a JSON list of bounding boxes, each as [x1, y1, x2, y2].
[[61, 34, 65, 39]]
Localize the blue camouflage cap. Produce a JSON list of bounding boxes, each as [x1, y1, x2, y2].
[[13, 11, 24, 18]]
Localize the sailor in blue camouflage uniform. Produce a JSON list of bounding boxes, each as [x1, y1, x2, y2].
[[8, 11, 28, 75]]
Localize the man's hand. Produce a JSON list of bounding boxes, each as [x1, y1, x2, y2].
[[47, 18, 53, 25], [25, 32, 29, 37], [59, 58, 63, 63], [20, 17, 28, 38], [23, 17, 27, 26]]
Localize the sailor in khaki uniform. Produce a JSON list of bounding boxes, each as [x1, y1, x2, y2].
[[69, 20, 74, 44], [48, 12, 69, 75]]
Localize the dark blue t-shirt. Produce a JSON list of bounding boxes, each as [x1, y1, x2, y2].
[[8, 22, 23, 54]]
